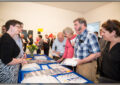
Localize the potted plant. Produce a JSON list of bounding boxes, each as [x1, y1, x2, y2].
[[27, 44, 38, 57]]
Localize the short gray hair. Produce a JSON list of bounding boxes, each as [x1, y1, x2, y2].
[[57, 32, 64, 38], [63, 27, 74, 35]]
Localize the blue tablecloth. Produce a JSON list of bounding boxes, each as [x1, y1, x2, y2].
[[18, 54, 93, 83]]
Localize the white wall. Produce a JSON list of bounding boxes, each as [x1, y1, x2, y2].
[[1, 2, 120, 39], [0, 2, 82, 40], [84, 2, 120, 27]]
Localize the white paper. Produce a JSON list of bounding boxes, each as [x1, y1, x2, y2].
[[34, 56, 47, 60], [49, 64, 71, 73], [22, 63, 40, 71], [56, 73, 87, 83], [24, 71, 42, 78], [49, 64, 65, 69], [22, 75, 59, 83], [60, 58, 78, 66], [42, 65, 49, 70]]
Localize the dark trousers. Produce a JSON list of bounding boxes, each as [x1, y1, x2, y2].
[[44, 48, 49, 56], [23, 44, 27, 52], [65, 66, 76, 72], [98, 76, 120, 83], [37, 49, 41, 54], [97, 58, 100, 74]]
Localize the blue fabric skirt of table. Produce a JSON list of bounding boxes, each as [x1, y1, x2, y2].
[[18, 54, 93, 83]]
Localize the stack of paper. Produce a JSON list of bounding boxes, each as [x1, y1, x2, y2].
[[49, 64, 72, 73], [56, 73, 87, 83], [24, 71, 42, 78], [22, 63, 40, 71], [34, 56, 47, 60], [21, 75, 59, 83], [60, 58, 78, 66]]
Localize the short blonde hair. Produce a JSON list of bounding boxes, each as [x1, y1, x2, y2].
[[63, 27, 74, 35]]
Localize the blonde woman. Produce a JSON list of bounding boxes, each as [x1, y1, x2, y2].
[[57, 27, 76, 70]]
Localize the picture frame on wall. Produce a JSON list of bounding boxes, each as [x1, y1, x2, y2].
[[22, 30, 28, 39], [28, 30, 33, 37]]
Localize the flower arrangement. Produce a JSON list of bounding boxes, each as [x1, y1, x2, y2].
[[27, 44, 38, 57]]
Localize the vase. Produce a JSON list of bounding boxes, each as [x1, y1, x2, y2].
[[30, 53, 34, 57]]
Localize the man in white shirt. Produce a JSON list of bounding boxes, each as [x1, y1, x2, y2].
[[52, 32, 66, 61]]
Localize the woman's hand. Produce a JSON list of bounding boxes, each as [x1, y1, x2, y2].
[[57, 57, 64, 63], [8, 58, 27, 65], [21, 58, 28, 64], [57, 58, 62, 63], [23, 53, 27, 59]]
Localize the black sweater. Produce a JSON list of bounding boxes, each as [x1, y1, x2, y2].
[[100, 42, 120, 81], [0, 33, 20, 65]]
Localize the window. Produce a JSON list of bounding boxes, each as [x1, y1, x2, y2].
[[87, 22, 100, 33]]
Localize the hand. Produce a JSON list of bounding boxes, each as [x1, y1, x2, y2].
[[21, 58, 28, 64], [57, 55, 60, 58], [75, 59, 83, 65], [23, 53, 27, 59], [57, 58, 63, 63], [56, 52, 60, 55]]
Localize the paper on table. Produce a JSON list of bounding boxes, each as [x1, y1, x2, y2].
[[40, 68, 70, 75], [22, 63, 40, 71], [49, 64, 72, 73], [49, 64, 65, 69], [22, 75, 59, 83], [27, 59, 56, 64], [56, 73, 87, 83], [60, 58, 78, 66], [34, 56, 47, 60], [24, 71, 42, 78], [41, 65, 49, 70]]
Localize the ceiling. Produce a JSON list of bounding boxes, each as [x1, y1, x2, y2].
[[36, 2, 111, 14]]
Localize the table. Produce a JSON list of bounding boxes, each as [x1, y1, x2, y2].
[[18, 54, 93, 83]]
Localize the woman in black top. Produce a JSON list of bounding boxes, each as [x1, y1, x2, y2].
[[50, 35, 56, 49], [43, 34, 50, 56], [99, 19, 120, 83], [0, 20, 27, 83], [28, 34, 33, 45]]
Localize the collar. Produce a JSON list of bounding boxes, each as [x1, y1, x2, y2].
[[70, 34, 76, 40], [77, 29, 88, 40]]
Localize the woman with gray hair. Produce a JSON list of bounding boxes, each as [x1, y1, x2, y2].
[[63, 27, 74, 37], [57, 27, 76, 70]]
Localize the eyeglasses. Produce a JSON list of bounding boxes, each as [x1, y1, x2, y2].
[[15, 25, 21, 29], [2, 29, 6, 30]]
